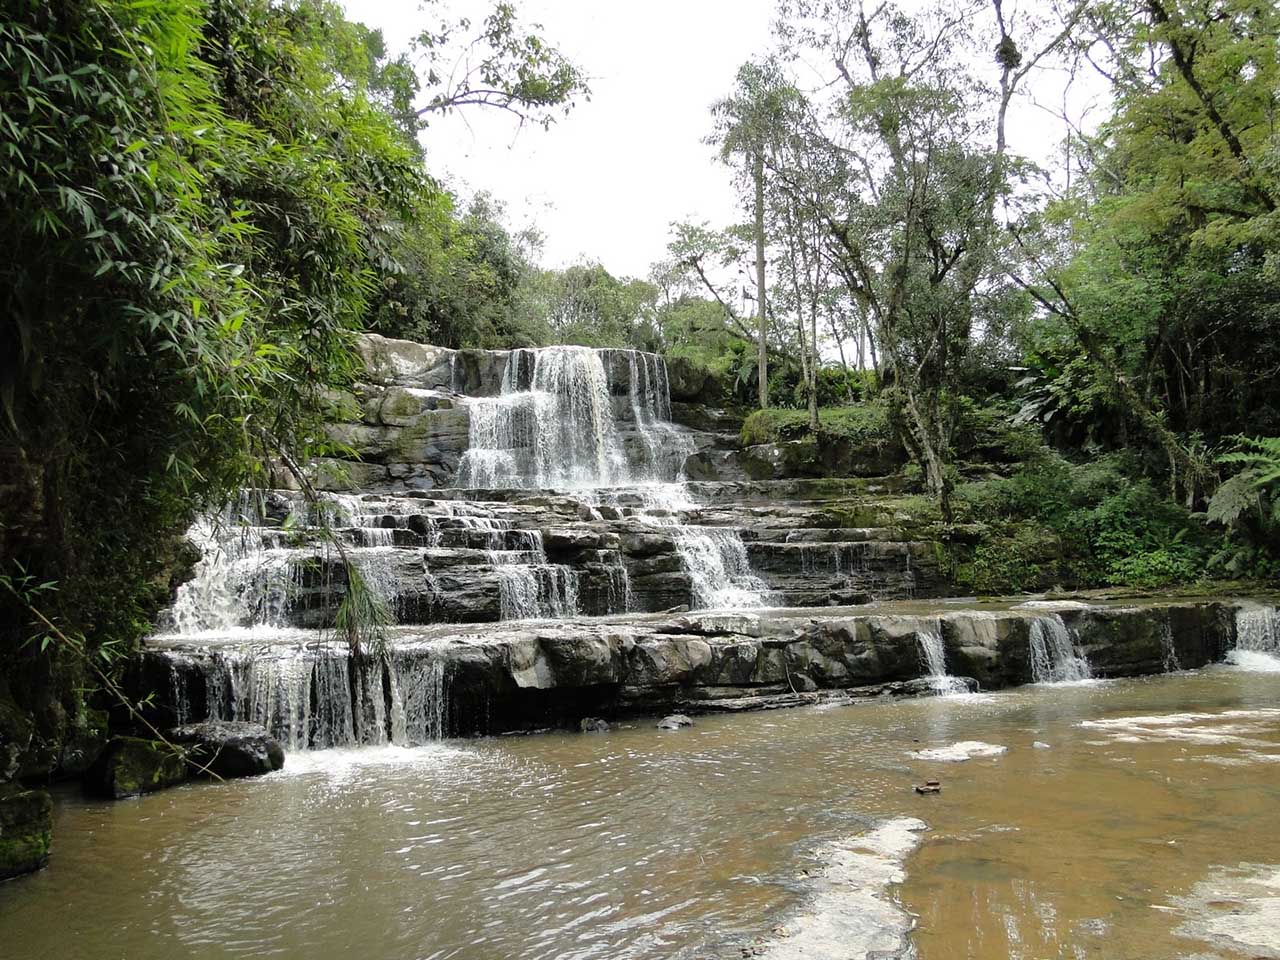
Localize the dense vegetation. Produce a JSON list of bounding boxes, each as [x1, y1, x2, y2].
[[0, 0, 585, 748], [1, 0, 1278, 760]]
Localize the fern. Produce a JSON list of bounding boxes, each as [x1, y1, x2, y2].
[[1219, 436, 1280, 486]]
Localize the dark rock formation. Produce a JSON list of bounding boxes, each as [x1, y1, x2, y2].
[[168, 721, 285, 779], [83, 737, 188, 800], [139, 598, 1255, 747]]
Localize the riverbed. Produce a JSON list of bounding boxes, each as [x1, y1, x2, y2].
[[3, 661, 1279, 959]]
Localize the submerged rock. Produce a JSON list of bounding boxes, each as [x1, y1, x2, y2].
[[579, 717, 610, 733], [0, 785, 53, 880], [911, 741, 1008, 763], [83, 736, 188, 799], [168, 721, 285, 779], [656, 714, 694, 730]]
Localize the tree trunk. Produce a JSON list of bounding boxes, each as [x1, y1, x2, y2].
[[754, 150, 768, 409], [830, 314, 855, 404], [808, 303, 820, 431]]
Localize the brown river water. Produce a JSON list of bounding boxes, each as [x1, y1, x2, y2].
[[2, 662, 1279, 960]]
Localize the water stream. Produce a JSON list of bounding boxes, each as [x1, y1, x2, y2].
[[1028, 614, 1094, 684], [5, 667, 1280, 959]]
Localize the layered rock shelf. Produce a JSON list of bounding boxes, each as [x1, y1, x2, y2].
[[138, 597, 1261, 746], [136, 334, 1280, 753]]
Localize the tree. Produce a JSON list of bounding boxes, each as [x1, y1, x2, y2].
[[1010, 0, 1280, 504], [711, 60, 796, 410], [410, 2, 589, 130]]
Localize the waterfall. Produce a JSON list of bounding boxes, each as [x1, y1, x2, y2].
[[388, 651, 448, 744], [458, 346, 633, 489], [165, 508, 305, 637], [455, 346, 770, 614], [174, 644, 452, 748], [1235, 605, 1280, 653], [916, 627, 968, 695], [674, 527, 772, 609], [1159, 621, 1182, 672], [488, 530, 580, 620], [624, 350, 696, 480], [1229, 606, 1280, 670], [1028, 615, 1093, 683]]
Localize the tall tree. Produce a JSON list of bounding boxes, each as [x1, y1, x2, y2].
[[711, 60, 795, 410]]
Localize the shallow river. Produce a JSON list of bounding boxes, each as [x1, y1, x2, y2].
[[3, 662, 1279, 960]]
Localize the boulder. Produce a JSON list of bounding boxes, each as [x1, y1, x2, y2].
[[0, 785, 53, 880], [83, 736, 188, 800], [168, 721, 285, 779], [656, 714, 694, 730]]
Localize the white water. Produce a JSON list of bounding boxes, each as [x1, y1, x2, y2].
[[1231, 606, 1280, 671], [449, 346, 769, 611], [164, 498, 307, 636], [1028, 615, 1093, 684], [170, 643, 452, 748], [916, 627, 969, 695], [457, 346, 631, 489]]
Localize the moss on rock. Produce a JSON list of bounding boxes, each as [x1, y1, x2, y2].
[[83, 737, 188, 800], [0, 785, 53, 880]]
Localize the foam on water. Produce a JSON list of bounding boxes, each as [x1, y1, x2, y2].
[[1227, 649, 1280, 672]]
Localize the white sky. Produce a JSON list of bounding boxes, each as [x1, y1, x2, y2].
[[343, 0, 1103, 280]]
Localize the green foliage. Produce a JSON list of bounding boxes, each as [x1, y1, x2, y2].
[[1204, 437, 1280, 578], [954, 452, 1213, 589], [333, 562, 392, 659], [413, 1, 589, 129], [741, 405, 893, 447], [0, 0, 477, 666]]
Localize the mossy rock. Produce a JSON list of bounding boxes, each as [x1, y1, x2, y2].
[[0, 785, 53, 880], [0, 686, 35, 783], [83, 737, 188, 800]]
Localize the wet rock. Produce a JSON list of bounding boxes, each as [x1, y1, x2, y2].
[[579, 718, 610, 733], [84, 736, 188, 799], [168, 721, 285, 779], [914, 780, 942, 795], [0, 785, 53, 880], [57, 708, 109, 778], [1033, 741, 1052, 750], [656, 714, 694, 730]]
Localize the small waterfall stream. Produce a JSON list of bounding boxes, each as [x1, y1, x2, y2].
[[1028, 615, 1093, 684], [916, 626, 969, 695], [1230, 605, 1280, 670]]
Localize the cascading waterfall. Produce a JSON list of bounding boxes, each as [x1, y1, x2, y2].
[[151, 344, 774, 751], [456, 346, 770, 612], [624, 350, 696, 480], [916, 626, 969, 695], [458, 346, 630, 489], [1028, 615, 1093, 683], [164, 504, 306, 637], [170, 643, 453, 748]]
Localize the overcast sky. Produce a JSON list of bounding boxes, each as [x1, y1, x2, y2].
[[344, 0, 1100, 280]]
